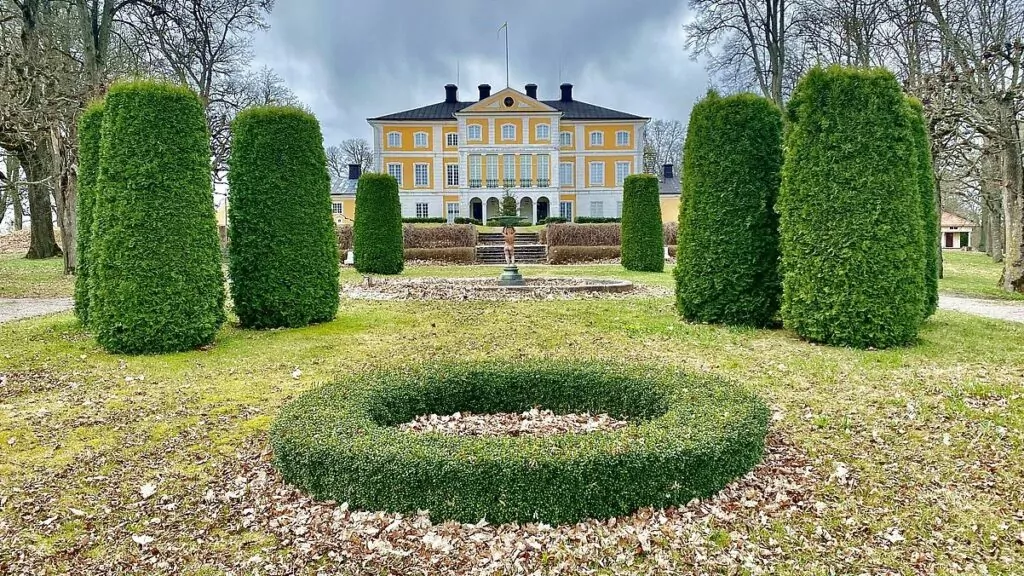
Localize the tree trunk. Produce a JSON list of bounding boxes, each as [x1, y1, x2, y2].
[[981, 150, 1004, 262], [20, 146, 61, 259], [1000, 120, 1023, 292], [5, 155, 23, 230]]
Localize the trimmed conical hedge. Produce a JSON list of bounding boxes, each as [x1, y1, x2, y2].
[[89, 80, 225, 354], [778, 67, 924, 348], [620, 174, 664, 272], [675, 92, 782, 326], [228, 106, 339, 328], [353, 173, 403, 275], [907, 98, 939, 318], [74, 100, 104, 326]]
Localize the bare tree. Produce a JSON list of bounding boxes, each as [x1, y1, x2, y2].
[[684, 0, 800, 107], [326, 138, 374, 184], [642, 119, 686, 175]]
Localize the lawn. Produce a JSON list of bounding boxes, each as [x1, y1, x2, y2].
[[1, 256, 1023, 573], [940, 251, 1024, 301], [0, 254, 74, 298]]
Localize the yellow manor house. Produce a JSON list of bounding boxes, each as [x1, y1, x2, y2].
[[336, 83, 648, 224]]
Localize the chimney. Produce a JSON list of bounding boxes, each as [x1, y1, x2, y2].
[[559, 83, 573, 102], [348, 163, 361, 180], [663, 163, 674, 180], [444, 84, 458, 103], [478, 84, 491, 100], [525, 83, 538, 99]]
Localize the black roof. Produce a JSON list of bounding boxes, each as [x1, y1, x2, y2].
[[369, 99, 645, 122]]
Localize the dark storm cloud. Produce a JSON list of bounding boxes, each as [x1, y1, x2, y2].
[[252, 0, 708, 143]]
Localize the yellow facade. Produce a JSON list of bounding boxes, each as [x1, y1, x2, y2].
[[659, 197, 680, 224], [381, 125, 434, 151], [582, 124, 635, 151], [382, 156, 433, 190], [584, 155, 635, 187]]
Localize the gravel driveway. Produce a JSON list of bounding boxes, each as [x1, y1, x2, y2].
[[0, 298, 73, 324], [939, 294, 1024, 324]]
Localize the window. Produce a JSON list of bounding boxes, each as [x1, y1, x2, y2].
[[537, 155, 549, 184], [616, 201, 623, 217], [520, 154, 532, 183], [559, 162, 573, 186], [469, 155, 482, 186], [560, 131, 572, 147], [559, 201, 573, 221], [331, 202, 343, 215], [589, 161, 605, 186], [414, 132, 428, 148], [615, 161, 630, 185], [387, 163, 402, 186], [446, 132, 458, 147], [590, 131, 604, 147], [535, 123, 550, 142], [446, 163, 459, 187], [387, 132, 401, 148], [486, 155, 498, 186], [503, 154, 516, 185], [616, 130, 630, 146], [590, 201, 604, 218], [501, 123, 516, 141], [414, 163, 429, 187], [468, 124, 482, 141], [415, 203, 429, 219], [446, 202, 460, 223]]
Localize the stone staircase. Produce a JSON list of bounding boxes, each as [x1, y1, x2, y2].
[[475, 232, 547, 264]]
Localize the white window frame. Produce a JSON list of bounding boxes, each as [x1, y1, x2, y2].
[[387, 132, 401, 148], [503, 154, 516, 182], [414, 131, 428, 148], [615, 161, 630, 186], [559, 162, 573, 186], [446, 163, 459, 187], [468, 124, 483, 141], [446, 132, 458, 147], [486, 155, 498, 183], [589, 161, 605, 186], [469, 155, 482, 182], [537, 155, 549, 182], [501, 123, 516, 141], [560, 131, 572, 147], [331, 202, 344, 215], [590, 131, 604, 147], [590, 201, 604, 218], [616, 130, 630, 147], [414, 163, 429, 187], [520, 154, 532, 181], [415, 202, 429, 219], [535, 123, 550, 142], [446, 201, 460, 223], [559, 201, 573, 221], [616, 200, 623, 217], [387, 163, 403, 186]]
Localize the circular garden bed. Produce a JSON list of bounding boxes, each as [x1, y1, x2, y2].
[[270, 361, 769, 525], [342, 277, 669, 301]]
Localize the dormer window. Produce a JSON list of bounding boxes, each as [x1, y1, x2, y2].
[[387, 132, 401, 148], [501, 123, 516, 141], [468, 124, 482, 141], [414, 131, 428, 148]]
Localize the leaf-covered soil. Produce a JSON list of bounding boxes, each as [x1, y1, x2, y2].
[[397, 409, 629, 436], [1, 264, 1023, 574], [342, 276, 668, 301]]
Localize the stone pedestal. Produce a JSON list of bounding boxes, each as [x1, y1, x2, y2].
[[498, 265, 526, 287]]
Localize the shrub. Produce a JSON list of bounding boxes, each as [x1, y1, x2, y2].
[[337, 224, 353, 252], [621, 174, 664, 272], [89, 80, 225, 354], [539, 216, 568, 225], [402, 217, 446, 224], [545, 223, 620, 247], [74, 100, 104, 326], [663, 221, 677, 247], [576, 217, 621, 224], [454, 217, 482, 225], [675, 92, 782, 327], [270, 360, 769, 525], [228, 106, 339, 329], [907, 98, 939, 318], [778, 67, 924, 348], [402, 224, 477, 248], [404, 247, 476, 264], [354, 173, 404, 274], [548, 245, 620, 264]]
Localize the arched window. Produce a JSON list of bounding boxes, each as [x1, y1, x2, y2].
[[501, 124, 516, 141], [468, 124, 482, 141], [535, 123, 550, 141]]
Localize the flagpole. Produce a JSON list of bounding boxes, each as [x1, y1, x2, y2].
[[499, 22, 509, 88]]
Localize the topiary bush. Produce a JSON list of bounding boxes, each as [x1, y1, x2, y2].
[[89, 80, 225, 354], [545, 223, 620, 247], [547, 245, 621, 264], [270, 360, 769, 525], [620, 174, 664, 272], [353, 173, 403, 274], [575, 217, 621, 224], [74, 100, 104, 326], [675, 91, 782, 327], [227, 106, 338, 329], [778, 67, 924, 348], [907, 98, 939, 319], [403, 224, 477, 248]]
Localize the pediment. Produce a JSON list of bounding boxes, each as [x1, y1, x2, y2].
[[458, 87, 558, 114]]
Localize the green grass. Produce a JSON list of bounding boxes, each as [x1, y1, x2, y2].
[[0, 254, 72, 298], [939, 251, 1024, 301], [1, 261, 1023, 572]]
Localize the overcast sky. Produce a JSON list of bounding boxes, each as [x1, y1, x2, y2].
[[251, 0, 709, 145]]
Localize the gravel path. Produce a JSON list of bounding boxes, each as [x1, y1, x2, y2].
[[0, 298, 73, 324], [939, 294, 1024, 324]]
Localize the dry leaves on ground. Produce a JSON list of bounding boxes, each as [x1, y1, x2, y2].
[[397, 408, 629, 436]]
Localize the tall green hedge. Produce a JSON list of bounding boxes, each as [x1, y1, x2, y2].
[[227, 106, 339, 328], [620, 174, 664, 272], [353, 173, 403, 274], [907, 98, 939, 318], [74, 100, 104, 326], [89, 80, 225, 354], [778, 67, 924, 348], [675, 92, 782, 327]]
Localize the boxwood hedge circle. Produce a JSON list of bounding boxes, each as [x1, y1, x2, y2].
[[270, 361, 770, 525]]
